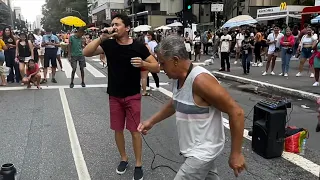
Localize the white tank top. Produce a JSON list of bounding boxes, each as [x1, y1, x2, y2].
[[172, 66, 225, 162]]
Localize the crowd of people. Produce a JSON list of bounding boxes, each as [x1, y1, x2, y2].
[[186, 23, 320, 86]]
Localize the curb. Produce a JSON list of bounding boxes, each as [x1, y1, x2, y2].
[[212, 71, 320, 101]]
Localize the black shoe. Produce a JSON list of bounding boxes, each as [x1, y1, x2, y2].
[[316, 122, 320, 132], [81, 82, 86, 87], [70, 83, 74, 88], [116, 161, 128, 175], [133, 167, 143, 180], [51, 78, 57, 83], [219, 68, 225, 72], [40, 79, 47, 84]]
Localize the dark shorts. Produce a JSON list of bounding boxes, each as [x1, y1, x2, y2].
[[109, 93, 141, 132], [44, 48, 57, 68], [71, 56, 86, 69], [301, 47, 313, 59]]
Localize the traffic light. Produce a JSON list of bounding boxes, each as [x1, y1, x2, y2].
[[184, 0, 192, 12]]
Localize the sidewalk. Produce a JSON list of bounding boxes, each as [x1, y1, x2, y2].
[[205, 58, 320, 100]]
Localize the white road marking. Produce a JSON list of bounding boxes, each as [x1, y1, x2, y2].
[[92, 58, 101, 62], [59, 88, 91, 180], [0, 83, 169, 91], [193, 62, 205, 66], [85, 63, 106, 77], [61, 58, 78, 79], [40, 70, 50, 79], [151, 84, 320, 178]]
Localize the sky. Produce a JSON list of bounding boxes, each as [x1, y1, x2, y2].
[[13, 0, 45, 22]]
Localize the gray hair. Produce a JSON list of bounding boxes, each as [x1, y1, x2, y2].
[[158, 35, 189, 60]]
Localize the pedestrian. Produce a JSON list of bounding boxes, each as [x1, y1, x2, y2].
[[219, 28, 232, 72], [15, 32, 34, 85], [41, 28, 60, 84], [241, 32, 254, 75], [0, 37, 8, 86], [262, 25, 284, 76], [68, 27, 86, 88], [279, 28, 295, 77], [83, 14, 159, 180], [22, 59, 41, 89], [138, 35, 246, 180]]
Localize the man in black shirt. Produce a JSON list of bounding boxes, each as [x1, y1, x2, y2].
[[83, 14, 159, 180]]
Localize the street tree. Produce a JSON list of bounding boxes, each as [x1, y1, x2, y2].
[[41, 0, 88, 32]]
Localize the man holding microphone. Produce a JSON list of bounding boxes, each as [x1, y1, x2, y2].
[[83, 14, 159, 180]]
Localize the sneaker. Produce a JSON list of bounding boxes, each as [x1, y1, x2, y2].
[[279, 73, 283, 76], [70, 83, 74, 88], [262, 71, 267, 76], [310, 73, 315, 78], [234, 61, 238, 65], [133, 167, 143, 180], [40, 79, 47, 84], [258, 63, 263, 67], [296, 72, 302, 77], [252, 63, 257, 67], [116, 161, 128, 175], [271, 71, 275, 75], [81, 82, 86, 87], [284, 73, 288, 77], [312, 82, 319, 87], [152, 87, 159, 91], [51, 78, 57, 83]]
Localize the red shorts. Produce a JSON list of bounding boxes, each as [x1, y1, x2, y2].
[[109, 93, 141, 132]]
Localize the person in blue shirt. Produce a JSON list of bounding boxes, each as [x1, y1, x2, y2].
[[41, 28, 60, 84]]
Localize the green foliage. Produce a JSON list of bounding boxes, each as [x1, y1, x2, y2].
[[41, 0, 88, 32]]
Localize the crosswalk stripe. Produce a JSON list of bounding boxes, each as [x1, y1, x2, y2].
[[85, 63, 106, 77], [40, 70, 50, 79], [61, 58, 78, 79], [92, 58, 101, 62]]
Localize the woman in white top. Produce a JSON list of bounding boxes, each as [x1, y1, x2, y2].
[[193, 31, 201, 61], [146, 31, 160, 91], [296, 27, 317, 77]]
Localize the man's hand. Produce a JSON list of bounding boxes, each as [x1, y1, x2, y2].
[[100, 27, 118, 42], [229, 152, 246, 177], [137, 120, 154, 135], [130, 57, 144, 68], [27, 75, 32, 80]]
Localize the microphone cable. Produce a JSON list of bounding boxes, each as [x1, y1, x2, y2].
[[124, 99, 182, 174]]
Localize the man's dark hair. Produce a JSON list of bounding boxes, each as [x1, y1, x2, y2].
[[77, 27, 86, 33], [303, 23, 308, 28], [112, 14, 131, 27]]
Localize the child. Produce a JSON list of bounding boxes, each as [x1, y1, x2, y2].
[[22, 59, 41, 89]]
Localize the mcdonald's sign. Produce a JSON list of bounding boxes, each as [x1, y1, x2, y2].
[[280, 2, 287, 10]]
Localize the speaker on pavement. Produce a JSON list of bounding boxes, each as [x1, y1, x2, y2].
[[251, 104, 287, 159]]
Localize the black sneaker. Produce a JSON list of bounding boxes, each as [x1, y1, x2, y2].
[[81, 82, 86, 87], [116, 161, 128, 175], [40, 79, 47, 84], [51, 78, 57, 83], [70, 83, 74, 88], [133, 167, 143, 180]]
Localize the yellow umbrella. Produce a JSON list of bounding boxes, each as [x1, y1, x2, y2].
[[60, 16, 86, 27]]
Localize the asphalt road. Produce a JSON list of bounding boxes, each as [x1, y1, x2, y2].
[[0, 57, 319, 180]]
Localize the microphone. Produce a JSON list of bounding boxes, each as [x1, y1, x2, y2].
[[100, 29, 116, 34]]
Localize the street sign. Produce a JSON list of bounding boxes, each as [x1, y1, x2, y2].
[[211, 4, 223, 12]]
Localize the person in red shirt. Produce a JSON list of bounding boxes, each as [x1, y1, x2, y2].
[[280, 28, 295, 76], [22, 59, 41, 89]]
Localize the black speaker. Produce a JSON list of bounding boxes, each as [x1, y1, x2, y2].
[[251, 104, 287, 159]]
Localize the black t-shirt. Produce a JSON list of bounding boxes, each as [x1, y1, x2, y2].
[[101, 39, 150, 98], [241, 38, 254, 54]]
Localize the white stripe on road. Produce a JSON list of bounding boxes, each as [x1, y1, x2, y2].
[[59, 88, 91, 180], [61, 58, 78, 79], [150, 84, 320, 178], [92, 58, 101, 62], [85, 63, 106, 77], [0, 83, 170, 91]]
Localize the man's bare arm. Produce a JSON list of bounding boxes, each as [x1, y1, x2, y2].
[[193, 73, 245, 155], [143, 55, 160, 73], [83, 38, 104, 57]]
